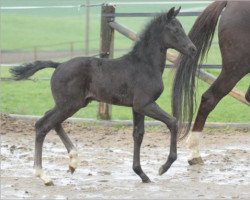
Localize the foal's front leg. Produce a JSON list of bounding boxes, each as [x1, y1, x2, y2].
[[134, 102, 177, 176], [132, 110, 151, 183]]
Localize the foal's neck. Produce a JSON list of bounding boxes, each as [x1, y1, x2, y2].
[[130, 37, 167, 73]]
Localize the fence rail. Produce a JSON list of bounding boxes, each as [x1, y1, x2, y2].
[[2, 3, 248, 120], [97, 4, 249, 119], [8, 114, 250, 129], [103, 11, 202, 18]]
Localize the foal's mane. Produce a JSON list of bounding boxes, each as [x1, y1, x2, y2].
[[130, 11, 173, 58], [138, 7, 180, 44], [139, 12, 169, 41]]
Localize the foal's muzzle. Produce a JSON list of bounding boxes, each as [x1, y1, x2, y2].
[[187, 44, 197, 59]]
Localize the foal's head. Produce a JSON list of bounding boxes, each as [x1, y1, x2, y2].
[[156, 7, 197, 57]]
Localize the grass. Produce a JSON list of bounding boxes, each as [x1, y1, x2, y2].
[[1, 0, 249, 122], [1, 67, 249, 122], [1, 0, 209, 51]]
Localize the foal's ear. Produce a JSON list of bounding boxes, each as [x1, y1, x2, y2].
[[167, 7, 175, 19], [174, 7, 181, 17]]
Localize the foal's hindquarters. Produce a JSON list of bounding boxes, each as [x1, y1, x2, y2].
[[34, 60, 93, 185]]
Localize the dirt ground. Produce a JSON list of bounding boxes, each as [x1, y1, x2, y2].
[[1, 114, 250, 199]]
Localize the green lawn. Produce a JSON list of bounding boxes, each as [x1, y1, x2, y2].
[[1, 0, 209, 51], [1, 67, 249, 122], [1, 0, 249, 122]]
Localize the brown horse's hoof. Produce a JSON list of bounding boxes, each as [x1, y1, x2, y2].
[[188, 157, 204, 165]]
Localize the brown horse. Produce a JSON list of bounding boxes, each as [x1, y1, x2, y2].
[[172, 1, 250, 165]]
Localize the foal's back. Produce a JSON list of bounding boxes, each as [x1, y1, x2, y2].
[[50, 56, 140, 107]]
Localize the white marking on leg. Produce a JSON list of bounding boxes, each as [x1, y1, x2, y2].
[[34, 168, 53, 185], [69, 149, 78, 170], [186, 131, 202, 160]]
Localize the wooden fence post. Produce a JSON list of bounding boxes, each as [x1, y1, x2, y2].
[[97, 4, 115, 120]]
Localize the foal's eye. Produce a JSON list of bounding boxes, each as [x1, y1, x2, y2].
[[165, 26, 171, 31], [175, 29, 180, 34]]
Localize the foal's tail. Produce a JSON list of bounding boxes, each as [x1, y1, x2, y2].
[[10, 60, 60, 80], [172, 1, 227, 140]]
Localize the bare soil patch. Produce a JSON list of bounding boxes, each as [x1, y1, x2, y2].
[[1, 114, 249, 199]]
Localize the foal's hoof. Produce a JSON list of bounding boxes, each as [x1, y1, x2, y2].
[[158, 165, 168, 176], [142, 178, 151, 183], [188, 157, 204, 165], [68, 150, 78, 174], [45, 180, 54, 186], [34, 168, 54, 186], [68, 166, 76, 174]]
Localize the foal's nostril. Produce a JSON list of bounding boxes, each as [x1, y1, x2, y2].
[[190, 46, 197, 54], [188, 46, 197, 58]]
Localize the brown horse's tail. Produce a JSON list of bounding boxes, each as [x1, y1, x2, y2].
[[10, 60, 60, 80], [172, 1, 227, 140]]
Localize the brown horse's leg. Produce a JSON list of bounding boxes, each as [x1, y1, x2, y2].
[[187, 69, 245, 165], [132, 110, 150, 183], [134, 102, 177, 176], [54, 124, 78, 174]]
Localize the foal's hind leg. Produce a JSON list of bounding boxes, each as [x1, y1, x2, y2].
[[34, 108, 58, 185], [34, 105, 81, 185], [132, 110, 151, 183], [187, 69, 247, 165], [54, 124, 78, 174]]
